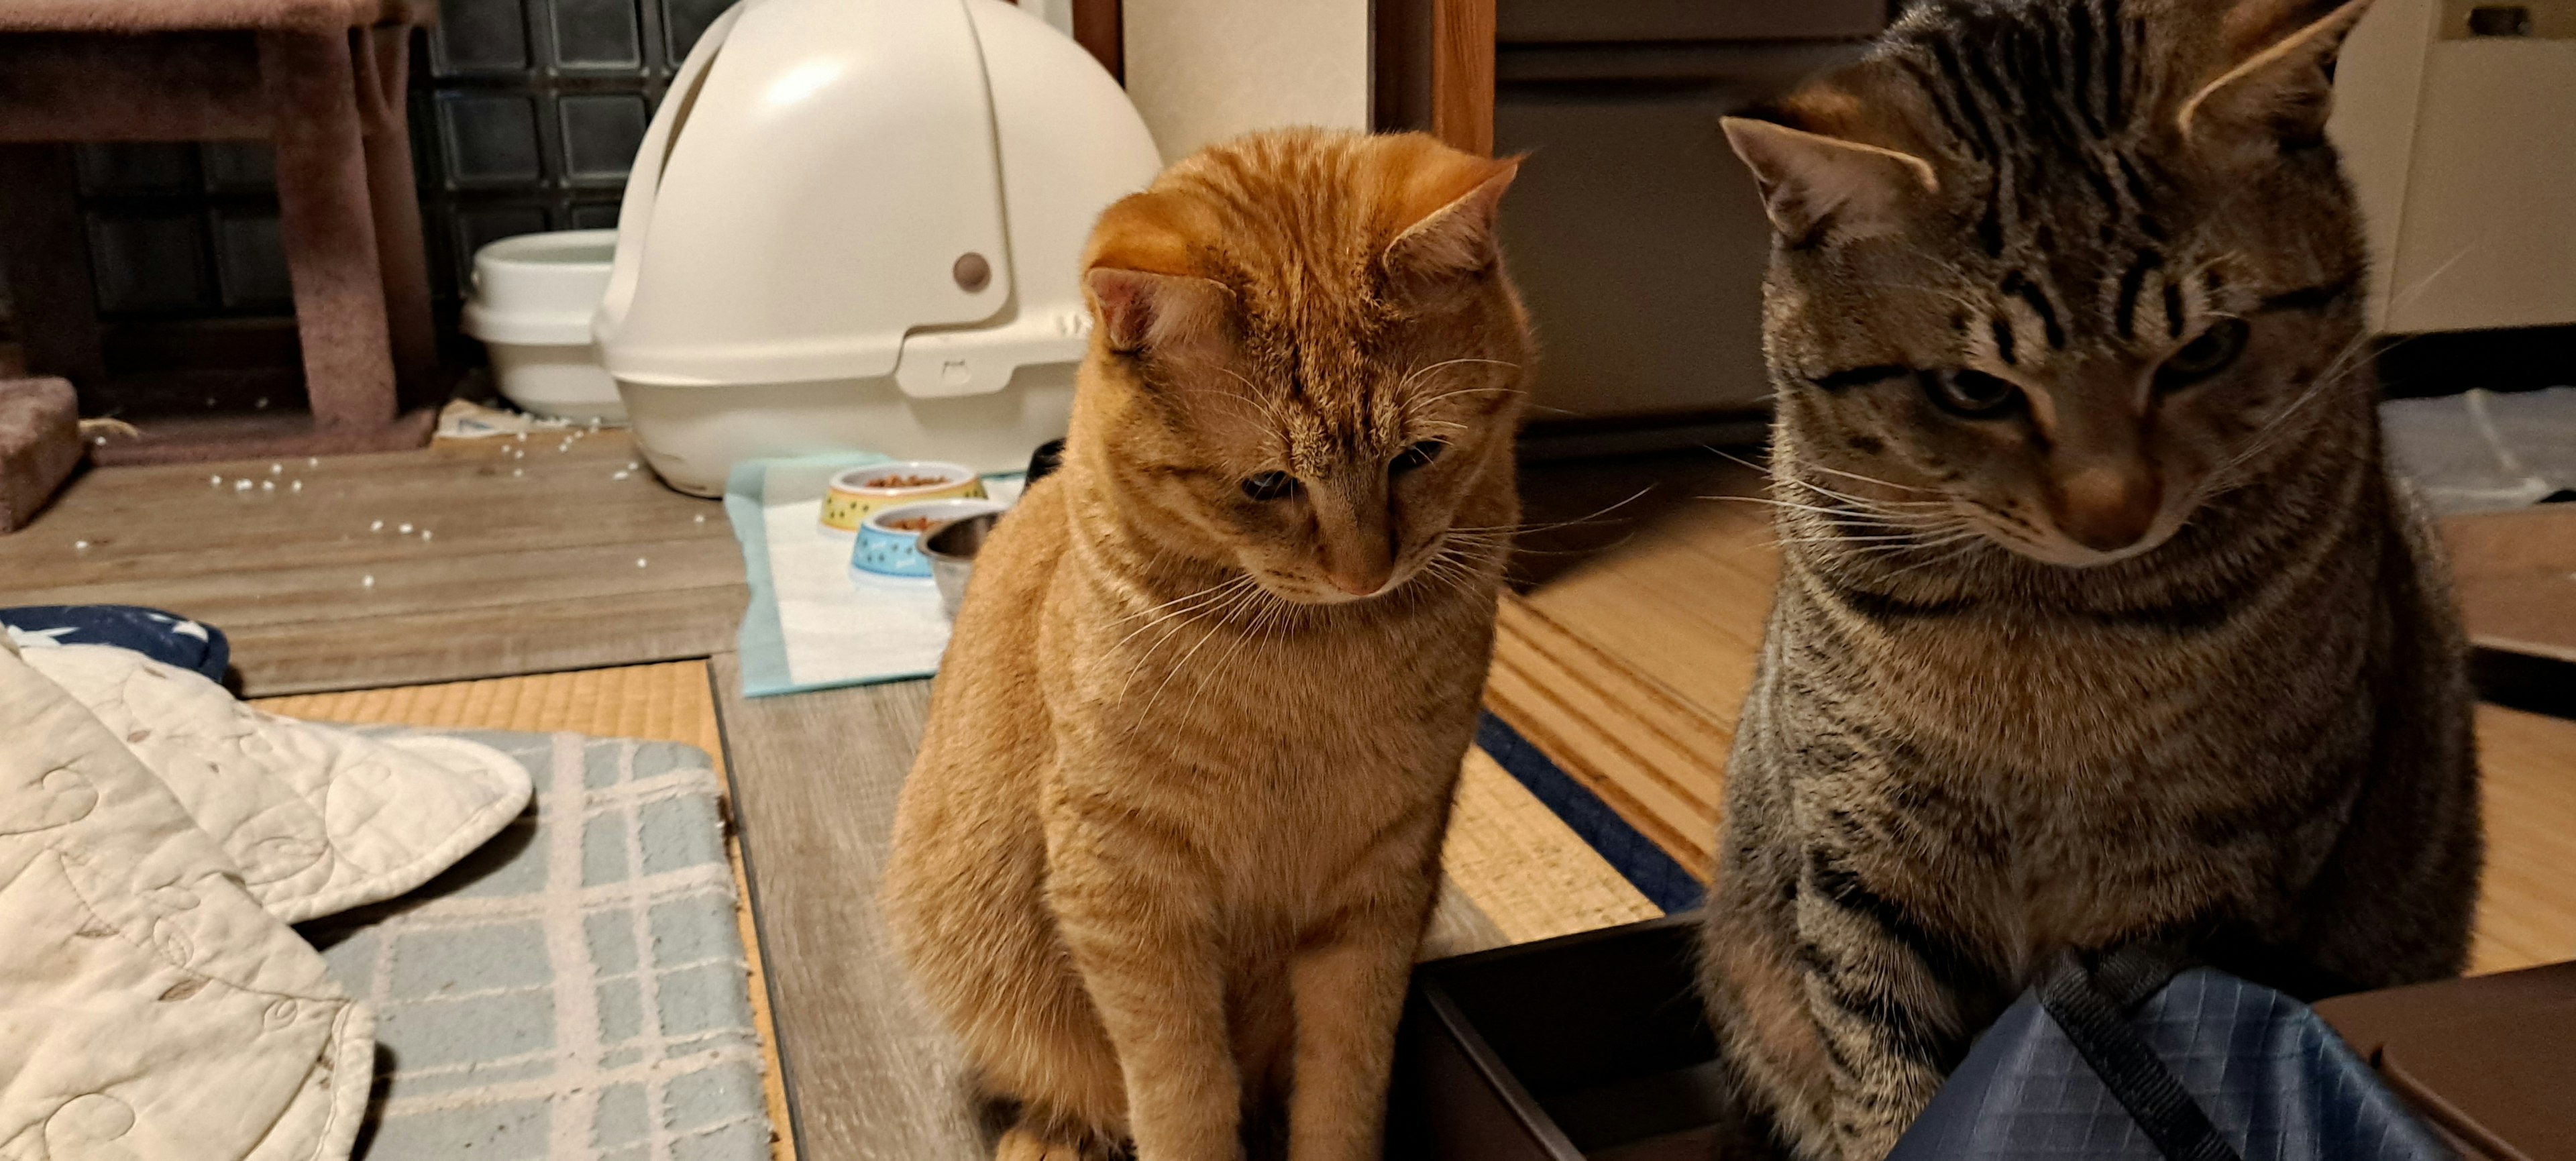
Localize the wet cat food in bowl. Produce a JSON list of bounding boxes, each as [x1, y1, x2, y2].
[[853, 499, 1006, 579], [921, 510, 1004, 618], [820, 461, 984, 535]]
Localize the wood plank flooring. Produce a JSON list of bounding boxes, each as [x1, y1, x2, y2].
[[706, 660, 989, 1161], [1500, 451, 2576, 975], [0, 431, 743, 696], [2444, 505, 2576, 663]]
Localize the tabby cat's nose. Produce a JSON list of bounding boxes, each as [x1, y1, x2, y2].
[[2051, 465, 2161, 553]]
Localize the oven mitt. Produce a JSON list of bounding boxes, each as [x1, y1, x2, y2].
[[20, 643, 533, 924], [0, 633, 374, 1161]]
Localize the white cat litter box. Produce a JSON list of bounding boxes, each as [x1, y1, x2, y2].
[[594, 0, 1163, 496], [461, 229, 625, 423]]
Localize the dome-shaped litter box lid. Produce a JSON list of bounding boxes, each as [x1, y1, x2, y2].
[[595, 0, 1161, 398]]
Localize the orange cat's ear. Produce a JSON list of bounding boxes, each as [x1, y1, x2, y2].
[[1383, 158, 1520, 290], [1721, 116, 1937, 247], [2177, 0, 2371, 156], [1085, 267, 1231, 357]]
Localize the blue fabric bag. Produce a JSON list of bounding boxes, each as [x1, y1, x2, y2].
[[1889, 946, 2449, 1161], [0, 604, 229, 681]]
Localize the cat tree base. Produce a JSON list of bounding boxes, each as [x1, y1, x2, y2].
[[0, 3, 441, 466], [88, 408, 439, 467]]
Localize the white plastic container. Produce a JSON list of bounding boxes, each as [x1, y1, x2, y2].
[[461, 229, 625, 423], [595, 0, 1163, 496]]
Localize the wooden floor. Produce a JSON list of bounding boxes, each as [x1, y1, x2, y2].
[[2445, 503, 2576, 663], [0, 430, 743, 696], [1499, 452, 2576, 975]]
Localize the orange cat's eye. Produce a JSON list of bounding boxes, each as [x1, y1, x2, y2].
[[1241, 471, 1298, 501], [1391, 441, 1446, 475]]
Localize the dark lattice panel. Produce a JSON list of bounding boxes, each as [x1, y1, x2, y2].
[[59, 0, 733, 365]]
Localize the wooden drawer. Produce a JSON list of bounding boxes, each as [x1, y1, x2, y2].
[[1495, 42, 1868, 421], [1498, 0, 1888, 45]]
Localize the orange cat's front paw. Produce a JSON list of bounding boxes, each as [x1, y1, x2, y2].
[[996, 1125, 1110, 1161]]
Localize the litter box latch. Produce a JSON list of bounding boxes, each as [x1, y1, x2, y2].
[[892, 308, 1093, 398]]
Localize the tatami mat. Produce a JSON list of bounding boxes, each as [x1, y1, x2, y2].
[[1442, 749, 1664, 944], [252, 660, 726, 769]]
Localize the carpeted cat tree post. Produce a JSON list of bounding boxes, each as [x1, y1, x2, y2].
[[0, 0, 440, 463]]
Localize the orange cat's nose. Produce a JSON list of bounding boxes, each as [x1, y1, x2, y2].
[[1327, 565, 1391, 596], [2050, 464, 2161, 553]]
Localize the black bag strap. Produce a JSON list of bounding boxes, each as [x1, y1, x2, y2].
[[2037, 946, 2245, 1161]]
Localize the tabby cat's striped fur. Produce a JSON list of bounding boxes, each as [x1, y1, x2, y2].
[[1699, 1, 2481, 1157]]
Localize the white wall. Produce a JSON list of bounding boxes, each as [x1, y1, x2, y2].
[[1120, 0, 1372, 162], [2326, 0, 2439, 331], [2383, 37, 2576, 332], [2330, 0, 2576, 332]]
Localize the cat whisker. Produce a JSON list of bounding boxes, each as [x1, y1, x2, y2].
[[1713, 495, 1962, 528], [1398, 357, 1521, 394], [1773, 478, 1952, 511], [1175, 592, 1299, 718], [1404, 383, 1523, 408], [1448, 487, 1656, 538], [1135, 577, 1277, 711], [1784, 459, 1947, 498], [1108, 574, 1259, 655], [1108, 572, 1254, 634], [1876, 535, 1990, 579]]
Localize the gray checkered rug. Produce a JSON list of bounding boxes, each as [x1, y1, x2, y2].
[[299, 730, 773, 1161]]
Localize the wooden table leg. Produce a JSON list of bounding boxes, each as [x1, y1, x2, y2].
[[260, 29, 394, 431], [358, 25, 439, 413]]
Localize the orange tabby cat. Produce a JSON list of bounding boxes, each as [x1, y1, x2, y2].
[[881, 129, 1530, 1161]]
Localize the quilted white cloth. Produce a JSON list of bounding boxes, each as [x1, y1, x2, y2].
[[19, 645, 532, 925], [0, 637, 374, 1161]]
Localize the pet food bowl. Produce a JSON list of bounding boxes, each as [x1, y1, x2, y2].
[[461, 229, 624, 422], [820, 461, 984, 535], [852, 498, 1006, 579], [920, 509, 1004, 618]]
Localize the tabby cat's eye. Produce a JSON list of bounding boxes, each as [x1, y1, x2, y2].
[[1241, 471, 1298, 501], [2155, 318, 2250, 392], [1920, 369, 2025, 418], [1390, 440, 1446, 475]]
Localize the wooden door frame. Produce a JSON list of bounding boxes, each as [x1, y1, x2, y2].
[[1065, 0, 1491, 150], [1071, 0, 1123, 83], [1373, 0, 1496, 155]]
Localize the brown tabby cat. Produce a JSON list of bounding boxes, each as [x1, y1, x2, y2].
[[881, 129, 1530, 1161], [1698, 1, 2480, 1157]]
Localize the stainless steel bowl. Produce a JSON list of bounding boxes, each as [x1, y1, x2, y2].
[[920, 511, 1002, 619]]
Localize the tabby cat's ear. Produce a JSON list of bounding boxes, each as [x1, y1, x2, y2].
[[1383, 158, 1521, 292], [2177, 0, 2372, 153], [1084, 267, 1231, 357], [1721, 117, 1938, 247]]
